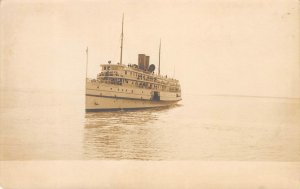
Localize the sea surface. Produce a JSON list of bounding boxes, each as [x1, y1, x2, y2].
[[1, 93, 300, 160]]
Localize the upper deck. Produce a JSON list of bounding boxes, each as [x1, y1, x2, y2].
[[93, 63, 181, 93]]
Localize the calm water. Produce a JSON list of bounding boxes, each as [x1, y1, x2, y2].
[[1, 94, 300, 160]]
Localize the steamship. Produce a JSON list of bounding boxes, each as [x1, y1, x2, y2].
[[85, 16, 182, 112]]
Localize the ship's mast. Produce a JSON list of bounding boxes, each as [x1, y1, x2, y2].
[[158, 39, 161, 75], [120, 14, 124, 65], [86, 46, 88, 79], [85, 46, 88, 106], [173, 64, 175, 77]]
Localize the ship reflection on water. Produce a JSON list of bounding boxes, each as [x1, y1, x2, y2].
[[84, 105, 180, 160]]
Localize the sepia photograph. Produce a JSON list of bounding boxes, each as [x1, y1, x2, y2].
[[0, 0, 299, 188]]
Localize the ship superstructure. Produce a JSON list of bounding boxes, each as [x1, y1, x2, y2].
[[85, 15, 181, 111]]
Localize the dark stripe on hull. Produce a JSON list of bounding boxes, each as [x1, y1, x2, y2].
[[85, 105, 172, 112], [86, 94, 181, 102]]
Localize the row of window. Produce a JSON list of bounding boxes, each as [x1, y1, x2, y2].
[[108, 87, 145, 94], [100, 77, 181, 91], [102, 67, 178, 84], [99, 72, 178, 86], [96, 88, 180, 100]]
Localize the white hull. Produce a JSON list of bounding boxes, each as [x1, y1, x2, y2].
[[86, 95, 179, 111], [85, 81, 181, 111]]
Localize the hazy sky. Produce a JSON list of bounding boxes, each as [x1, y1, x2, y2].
[[1, 0, 299, 97]]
